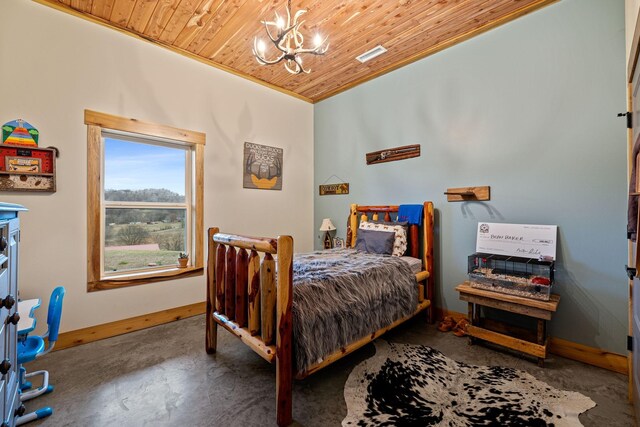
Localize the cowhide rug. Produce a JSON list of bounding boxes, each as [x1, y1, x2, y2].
[[343, 341, 596, 426]]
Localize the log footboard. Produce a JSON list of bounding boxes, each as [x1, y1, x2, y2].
[[206, 229, 294, 426]]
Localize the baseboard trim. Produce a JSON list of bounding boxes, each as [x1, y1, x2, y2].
[[55, 301, 206, 351], [435, 307, 628, 375], [55, 303, 628, 376], [548, 337, 628, 375]]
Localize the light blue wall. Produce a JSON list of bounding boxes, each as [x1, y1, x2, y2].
[[314, 0, 628, 353]]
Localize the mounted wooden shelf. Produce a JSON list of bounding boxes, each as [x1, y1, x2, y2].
[[444, 186, 490, 202], [0, 171, 55, 177], [0, 144, 57, 192]]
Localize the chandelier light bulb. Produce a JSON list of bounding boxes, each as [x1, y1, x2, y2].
[[252, 0, 329, 74]]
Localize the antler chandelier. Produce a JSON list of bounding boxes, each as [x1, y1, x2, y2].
[[252, 0, 329, 74]]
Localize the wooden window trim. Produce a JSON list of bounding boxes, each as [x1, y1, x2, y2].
[[86, 110, 205, 292], [85, 110, 205, 145]]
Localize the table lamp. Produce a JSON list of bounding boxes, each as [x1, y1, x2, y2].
[[319, 218, 336, 249]]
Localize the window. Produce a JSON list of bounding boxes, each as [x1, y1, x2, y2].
[[86, 110, 205, 291]]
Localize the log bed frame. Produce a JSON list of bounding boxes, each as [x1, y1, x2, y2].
[[205, 202, 434, 426]]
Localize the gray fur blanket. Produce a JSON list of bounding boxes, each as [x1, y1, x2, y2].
[[292, 249, 418, 373]]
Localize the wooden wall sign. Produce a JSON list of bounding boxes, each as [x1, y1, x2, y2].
[[319, 183, 349, 196], [366, 144, 420, 165]]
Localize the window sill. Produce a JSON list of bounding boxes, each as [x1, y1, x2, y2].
[[88, 266, 203, 292]]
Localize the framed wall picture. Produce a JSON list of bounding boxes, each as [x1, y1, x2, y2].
[[243, 142, 283, 190]]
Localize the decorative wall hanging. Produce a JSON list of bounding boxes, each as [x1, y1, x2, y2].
[[252, 0, 329, 74], [0, 144, 57, 192], [319, 183, 349, 196], [2, 119, 39, 146], [243, 142, 283, 190], [319, 174, 349, 196], [366, 144, 420, 165], [0, 120, 57, 192]]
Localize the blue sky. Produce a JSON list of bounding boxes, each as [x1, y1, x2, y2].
[[104, 137, 186, 195]]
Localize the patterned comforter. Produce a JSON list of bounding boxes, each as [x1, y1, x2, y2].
[[292, 249, 418, 373]]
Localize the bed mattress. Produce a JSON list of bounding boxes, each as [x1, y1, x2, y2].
[[292, 249, 418, 373], [400, 255, 422, 274]]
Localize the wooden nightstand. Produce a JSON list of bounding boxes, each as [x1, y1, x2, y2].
[[455, 282, 560, 366]]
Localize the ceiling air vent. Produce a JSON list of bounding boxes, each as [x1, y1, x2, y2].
[[356, 45, 387, 63]]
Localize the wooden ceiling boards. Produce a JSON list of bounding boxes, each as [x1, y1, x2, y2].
[[34, 0, 557, 103]]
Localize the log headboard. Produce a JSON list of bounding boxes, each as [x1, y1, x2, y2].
[[346, 202, 434, 275]]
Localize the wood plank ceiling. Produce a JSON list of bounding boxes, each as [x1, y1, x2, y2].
[[36, 0, 556, 103]]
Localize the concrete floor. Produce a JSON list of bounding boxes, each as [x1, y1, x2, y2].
[[24, 315, 634, 426]]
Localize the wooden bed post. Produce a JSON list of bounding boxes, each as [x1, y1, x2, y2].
[[261, 254, 276, 345], [276, 235, 294, 426], [347, 204, 358, 248], [248, 250, 261, 336], [235, 249, 249, 327], [423, 202, 435, 323], [206, 227, 219, 354], [225, 246, 237, 319]]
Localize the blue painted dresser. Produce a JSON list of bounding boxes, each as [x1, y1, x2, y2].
[[0, 203, 26, 427]]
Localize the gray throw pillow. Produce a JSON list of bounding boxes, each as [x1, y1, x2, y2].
[[366, 219, 409, 256], [355, 228, 395, 255]]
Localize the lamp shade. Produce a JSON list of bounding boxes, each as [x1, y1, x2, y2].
[[319, 218, 336, 232]]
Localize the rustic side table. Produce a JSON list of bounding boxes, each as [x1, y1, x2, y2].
[[455, 282, 560, 366]]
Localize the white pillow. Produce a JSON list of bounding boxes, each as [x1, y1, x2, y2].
[[359, 221, 407, 257]]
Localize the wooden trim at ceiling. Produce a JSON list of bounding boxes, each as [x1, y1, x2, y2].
[[435, 307, 628, 375], [313, 0, 559, 103], [84, 109, 206, 144], [54, 301, 206, 350], [30, 0, 314, 104]]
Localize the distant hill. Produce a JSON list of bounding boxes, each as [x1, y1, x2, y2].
[[104, 188, 184, 203]]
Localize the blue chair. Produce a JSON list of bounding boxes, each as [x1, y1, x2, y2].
[[16, 286, 65, 426]]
